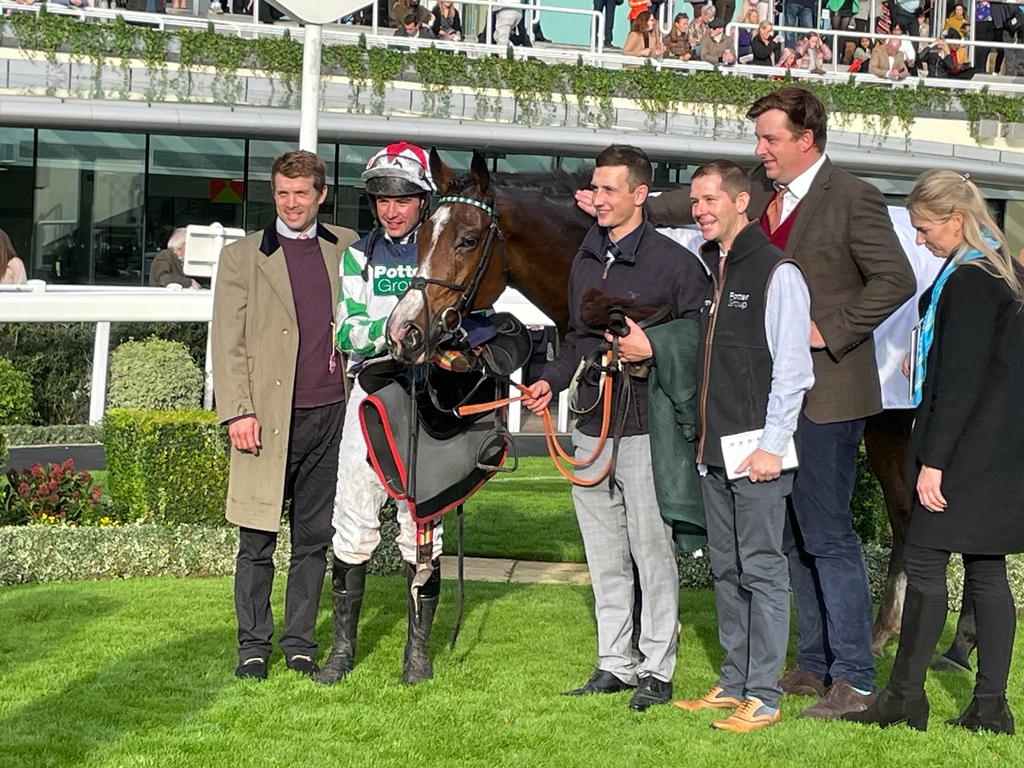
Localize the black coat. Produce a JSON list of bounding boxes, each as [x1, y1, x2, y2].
[[907, 261, 1024, 555]]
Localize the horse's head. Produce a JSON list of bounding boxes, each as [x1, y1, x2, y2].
[[387, 149, 507, 365]]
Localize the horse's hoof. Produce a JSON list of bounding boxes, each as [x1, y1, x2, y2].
[[930, 654, 972, 673]]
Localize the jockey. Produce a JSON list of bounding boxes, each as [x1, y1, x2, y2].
[[317, 141, 442, 687]]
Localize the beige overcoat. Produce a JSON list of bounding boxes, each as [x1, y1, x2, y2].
[[211, 222, 358, 532]]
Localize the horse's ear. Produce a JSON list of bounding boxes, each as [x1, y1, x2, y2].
[[470, 151, 490, 196], [429, 147, 455, 194]]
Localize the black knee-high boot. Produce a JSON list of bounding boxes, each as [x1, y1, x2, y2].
[[315, 558, 366, 685], [843, 588, 947, 731], [402, 560, 440, 686], [947, 585, 1016, 735]]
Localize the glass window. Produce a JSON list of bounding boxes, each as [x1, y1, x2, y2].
[[146, 135, 245, 265], [494, 154, 554, 175], [246, 141, 337, 232], [0, 127, 35, 279], [35, 129, 146, 285]]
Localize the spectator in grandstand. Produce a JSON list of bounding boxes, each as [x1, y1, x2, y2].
[[888, 0, 920, 38], [700, 18, 737, 64], [735, 6, 760, 58], [665, 12, 694, 60], [943, 2, 969, 37], [430, 0, 462, 41], [623, 10, 666, 57], [395, 12, 436, 37], [627, 0, 651, 22], [593, 0, 618, 49], [690, 3, 717, 56], [782, 0, 816, 47], [921, 28, 976, 78], [852, 35, 875, 63], [148, 227, 200, 288], [390, 0, 431, 28], [869, 36, 910, 78], [793, 30, 832, 72], [751, 19, 794, 65], [494, 0, 528, 45], [0, 229, 26, 286], [890, 23, 918, 73], [828, 0, 857, 34]]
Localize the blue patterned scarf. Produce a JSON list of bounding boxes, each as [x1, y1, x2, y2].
[[911, 232, 995, 406]]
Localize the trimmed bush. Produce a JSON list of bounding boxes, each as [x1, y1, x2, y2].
[[105, 408, 229, 525], [0, 518, 404, 585], [0, 323, 94, 425], [108, 337, 204, 411], [2, 423, 104, 446], [0, 357, 34, 425]]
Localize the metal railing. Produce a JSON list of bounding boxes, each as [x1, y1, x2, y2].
[[0, 280, 567, 432]]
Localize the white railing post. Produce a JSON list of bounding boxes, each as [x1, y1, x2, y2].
[[89, 321, 111, 425], [299, 23, 323, 151]]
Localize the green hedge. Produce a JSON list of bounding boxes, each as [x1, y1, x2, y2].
[[0, 357, 34, 425], [0, 429, 7, 468], [2, 423, 104, 447], [108, 337, 204, 411], [0, 521, 402, 585], [105, 408, 229, 525]]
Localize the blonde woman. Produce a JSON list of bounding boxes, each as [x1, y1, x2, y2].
[[843, 170, 1024, 735]]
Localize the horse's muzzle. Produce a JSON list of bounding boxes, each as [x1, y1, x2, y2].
[[392, 321, 428, 365]]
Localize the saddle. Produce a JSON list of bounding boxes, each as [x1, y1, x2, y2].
[[358, 313, 533, 524]]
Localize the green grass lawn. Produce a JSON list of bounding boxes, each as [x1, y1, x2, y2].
[[2, 576, 1022, 768], [443, 458, 584, 563]]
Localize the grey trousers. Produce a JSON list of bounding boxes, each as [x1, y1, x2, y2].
[[702, 467, 792, 708], [571, 431, 679, 684]]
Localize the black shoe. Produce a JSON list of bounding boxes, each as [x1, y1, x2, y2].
[[234, 656, 268, 680], [841, 686, 928, 730], [286, 653, 320, 677], [946, 695, 1015, 735], [562, 669, 635, 696], [532, 22, 550, 43], [629, 675, 673, 711]]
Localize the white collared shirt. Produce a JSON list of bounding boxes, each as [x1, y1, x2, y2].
[[275, 218, 318, 240], [776, 153, 827, 224]]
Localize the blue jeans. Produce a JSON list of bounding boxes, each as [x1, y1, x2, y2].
[[784, 413, 877, 692], [593, 0, 615, 46], [783, 3, 815, 48]]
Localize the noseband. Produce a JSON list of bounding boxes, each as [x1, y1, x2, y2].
[[394, 193, 505, 356]]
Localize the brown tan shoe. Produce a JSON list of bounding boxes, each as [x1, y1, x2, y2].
[[672, 685, 743, 712], [711, 699, 782, 733]]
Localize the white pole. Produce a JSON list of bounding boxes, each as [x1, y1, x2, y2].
[[89, 321, 111, 425], [299, 23, 323, 151], [253, 0, 260, 24]]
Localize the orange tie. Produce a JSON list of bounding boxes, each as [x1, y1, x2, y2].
[[765, 185, 788, 234]]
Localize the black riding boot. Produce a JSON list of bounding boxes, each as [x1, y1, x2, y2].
[[843, 588, 947, 731], [402, 560, 440, 686], [314, 559, 366, 686], [946, 695, 1015, 735]]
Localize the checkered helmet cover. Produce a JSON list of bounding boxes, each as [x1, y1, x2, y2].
[[361, 142, 435, 197]]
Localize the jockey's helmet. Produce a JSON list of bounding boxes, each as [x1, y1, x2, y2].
[[362, 142, 434, 199]]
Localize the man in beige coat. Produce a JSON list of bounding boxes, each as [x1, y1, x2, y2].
[[869, 38, 909, 80], [212, 150, 357, 680]]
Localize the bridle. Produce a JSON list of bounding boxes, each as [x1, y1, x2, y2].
[[389, 191, 507, 358]]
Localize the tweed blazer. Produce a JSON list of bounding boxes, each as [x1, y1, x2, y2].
[[647, 158, 915, 423], [211, 221, 357, 532], [868, 45, 908, 78]]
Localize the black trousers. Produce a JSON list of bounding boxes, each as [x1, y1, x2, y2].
[[898, 541, 1016, 700], [234, 400, 345, 663]]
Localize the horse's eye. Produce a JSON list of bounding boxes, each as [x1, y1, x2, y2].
[[458, 236, 479, 249]]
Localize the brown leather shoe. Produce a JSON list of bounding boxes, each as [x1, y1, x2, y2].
[[799, 680, 877, 720], [778, 667, 827, 697], [673, 685, 743, 712], [711, 699, 782, 733]]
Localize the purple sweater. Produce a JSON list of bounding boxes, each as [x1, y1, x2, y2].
[[280, 235, 345, 408]]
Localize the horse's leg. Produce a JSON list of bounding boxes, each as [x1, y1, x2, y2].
[[930, 576, 978, 672], [863, 409, 914, 657]]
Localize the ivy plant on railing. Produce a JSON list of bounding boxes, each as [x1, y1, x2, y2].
[[1, 6, 1022, 140]]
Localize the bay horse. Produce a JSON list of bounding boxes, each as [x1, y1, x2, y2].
[[386, 148, 975, 672]]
